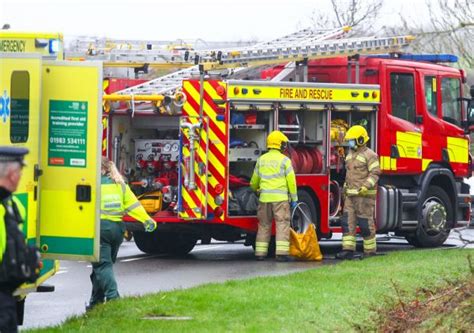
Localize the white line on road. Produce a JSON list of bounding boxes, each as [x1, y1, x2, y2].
[[191, 245, 225, 252], [121, 254, 162, 262], [55, 271, 68, 275]]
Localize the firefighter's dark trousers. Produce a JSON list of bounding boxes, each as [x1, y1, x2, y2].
[[341, 196, 376, 254], [0, 290, 17, 333], [255, 201, 290, 257], [89, 219, 125, 307]]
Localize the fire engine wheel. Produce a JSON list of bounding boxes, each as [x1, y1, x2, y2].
[[134, 231, 198, 256], [406, 185, 452, 248], [294, 190, 321, 240]]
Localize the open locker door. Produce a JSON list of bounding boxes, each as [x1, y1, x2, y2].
[[179, 116, 210, 220], [39, 61, 102, 261]]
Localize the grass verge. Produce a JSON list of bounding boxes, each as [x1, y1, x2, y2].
[[29, 248, 473, 333]]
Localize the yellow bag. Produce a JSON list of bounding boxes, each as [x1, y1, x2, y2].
[[138, 190, 163, 214], [289, 224, 323, 261]]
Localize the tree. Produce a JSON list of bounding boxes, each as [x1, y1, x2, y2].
[[308, 0, 384, 35], [398, 0, 473, 69]]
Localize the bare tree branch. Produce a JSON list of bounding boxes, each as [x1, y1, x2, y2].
[[309, 0, 384, 36], [395, 0, 474, 69]]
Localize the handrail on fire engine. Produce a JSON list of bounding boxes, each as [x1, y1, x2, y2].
[[180, 121, 202, 191]]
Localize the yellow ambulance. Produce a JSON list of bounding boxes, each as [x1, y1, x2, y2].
[[1, 32, 101, 323]]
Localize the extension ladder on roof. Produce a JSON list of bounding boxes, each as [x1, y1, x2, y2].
[[115, 26, 353, 96]]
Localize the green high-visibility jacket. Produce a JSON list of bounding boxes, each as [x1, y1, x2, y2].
[[1, 195, 25, 263], [250, 149, 298, 203], [100, 176, 153, 224]]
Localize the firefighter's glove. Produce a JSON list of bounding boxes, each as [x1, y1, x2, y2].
[[144, 220, 157, 232], [290, 201, 298, 211], [358, 186, 368, 196]]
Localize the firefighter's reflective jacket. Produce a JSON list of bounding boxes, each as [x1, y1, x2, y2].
[[100, 177, 154, 224], [344, 146, 381, 196], [250, 149, 298, 203]]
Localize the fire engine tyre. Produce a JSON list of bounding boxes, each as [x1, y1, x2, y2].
[[134, 231, 198, 256], [407, 185, 452, 248], [294, 190, 321, 240]]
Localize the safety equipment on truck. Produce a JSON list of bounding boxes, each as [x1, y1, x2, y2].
[[228, 187, 259, 215], [230, 138, 259, 148], [230, 138, 247, 148], [287, 147, 323, 174], [229, 174, 250, 189], [330, 119, 349, 144], [308, 147, 323, 174], [289, 224, 322, 261], [231, 112, 245, 125], [137, 190, 163, 214], [266, 131, 289, 151], [345, 125, 369, 146], [231, 112, 258, 125]]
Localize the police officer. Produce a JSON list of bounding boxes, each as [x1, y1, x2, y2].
[[250, 131, 298, 261], [87, 157, 157, 310], [337, 125, 381, 259], [0, 147, 29, 333]]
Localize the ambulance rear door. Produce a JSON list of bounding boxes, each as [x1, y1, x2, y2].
[[38, 61, 102, 261]]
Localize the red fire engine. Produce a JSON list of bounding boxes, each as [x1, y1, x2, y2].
[[104, 53, 473, 255]]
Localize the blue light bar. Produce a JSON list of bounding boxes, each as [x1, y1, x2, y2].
[[49, 39, 59, 54], [368, 54, 458, 63]]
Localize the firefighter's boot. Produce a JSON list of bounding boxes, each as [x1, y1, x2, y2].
[[336, 250, 355, 260], [276, 255, 291, 262]]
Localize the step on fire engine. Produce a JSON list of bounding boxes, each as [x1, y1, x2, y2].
[[100, 28, 474, 255]]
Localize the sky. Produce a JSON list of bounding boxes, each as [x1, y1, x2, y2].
[[0, 0, 429, 43]]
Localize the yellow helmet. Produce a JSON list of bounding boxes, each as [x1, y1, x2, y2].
[[267, 130, 289, 150], [345, 125, 369, 145]]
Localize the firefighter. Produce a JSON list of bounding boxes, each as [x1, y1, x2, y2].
[[0, 147, 29, 333], [250, 131, 298, 261], [87, 157, 157, 310], [337, 125, 381, 259]]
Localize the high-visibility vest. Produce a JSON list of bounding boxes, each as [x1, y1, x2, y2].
[[0, 205, 5, 263], [100, 176, 153, 224], [250, 149, 298, 203], [0, 195, 25, 263]]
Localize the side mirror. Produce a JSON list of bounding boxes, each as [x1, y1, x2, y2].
[[466, 98, 474, 133]]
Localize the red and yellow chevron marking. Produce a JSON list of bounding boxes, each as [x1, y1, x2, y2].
[[102, 115, 108, 156], [180, 80, 227, 221]]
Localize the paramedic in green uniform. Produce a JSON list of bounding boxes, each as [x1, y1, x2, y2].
[[87, 157, 157, 310]]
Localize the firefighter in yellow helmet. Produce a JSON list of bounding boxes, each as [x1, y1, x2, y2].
[[250, 131, 298, 261], [336, 125, 381, 259], [87, 157, 157, 310]]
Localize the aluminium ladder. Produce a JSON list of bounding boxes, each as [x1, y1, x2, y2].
[[114, 26, 352, 96]]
